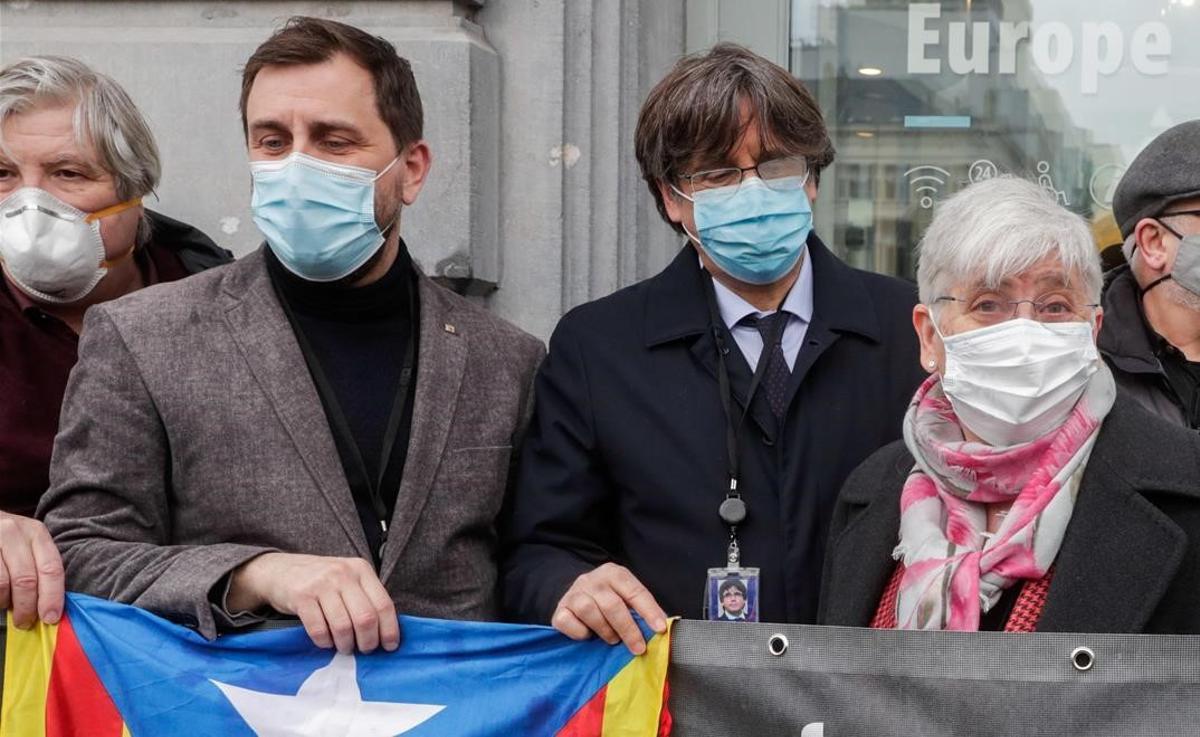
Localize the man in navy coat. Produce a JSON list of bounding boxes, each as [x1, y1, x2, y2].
[[502, 44, 923, 652]]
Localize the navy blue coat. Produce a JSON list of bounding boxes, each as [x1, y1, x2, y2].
[[502, 235, 924, 624]]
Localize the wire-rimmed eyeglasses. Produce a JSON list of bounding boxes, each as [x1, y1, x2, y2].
[[676, 156, 810, 202], [933, 296, 1099, 325]]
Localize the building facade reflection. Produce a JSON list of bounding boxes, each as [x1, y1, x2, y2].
[[790, 0, 1195, 279]]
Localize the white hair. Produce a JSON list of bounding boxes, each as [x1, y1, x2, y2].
[[916, 176, 1102, 305], [0, 56, 160, 201]]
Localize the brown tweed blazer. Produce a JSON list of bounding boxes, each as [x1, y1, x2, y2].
[[39, 248, 544, 638]]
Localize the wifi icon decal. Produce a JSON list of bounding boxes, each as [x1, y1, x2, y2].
[[903, 165, 951, 209]]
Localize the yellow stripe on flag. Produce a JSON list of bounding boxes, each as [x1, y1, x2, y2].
[[0, 613, 59, 737], [600, 619, 673, 736]]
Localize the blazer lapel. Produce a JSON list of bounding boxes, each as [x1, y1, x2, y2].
[[819, 490, 903, 626], [379, 275, 467, 581], [219, 251, 371, 559], [1037, 451, 1187, 633]]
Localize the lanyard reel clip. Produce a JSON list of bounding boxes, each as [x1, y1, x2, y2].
[[719, 479, 746, 567]]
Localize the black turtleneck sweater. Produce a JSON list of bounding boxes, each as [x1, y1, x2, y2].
[[265, 243, 419, 563]]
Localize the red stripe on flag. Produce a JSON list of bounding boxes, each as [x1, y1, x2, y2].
[[45, 614, 125, 737], [658, 681, 672, 736], [556, 684, 607, 736]]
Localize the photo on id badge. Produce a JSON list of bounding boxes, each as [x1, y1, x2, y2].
[[705, 568, 759, 622]]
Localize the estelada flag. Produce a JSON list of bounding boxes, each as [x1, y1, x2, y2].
[[1, 594, 671, 736]]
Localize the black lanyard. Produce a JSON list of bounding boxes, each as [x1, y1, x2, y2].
[[275, 282, 417, 561], [702, 273, 787, 567]]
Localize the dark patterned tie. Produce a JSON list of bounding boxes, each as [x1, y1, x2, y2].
[[745, 312, 791, 420]]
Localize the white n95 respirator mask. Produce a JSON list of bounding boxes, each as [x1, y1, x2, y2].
[[0, 187, 140, 304]]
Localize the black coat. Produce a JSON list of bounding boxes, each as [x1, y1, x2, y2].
[[1099, 265, 1195, 428], [818, 394, 1200, 633], [502, 235, 924, 624]]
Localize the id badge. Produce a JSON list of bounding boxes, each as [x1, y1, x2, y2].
[[704, 567, 759, 622]]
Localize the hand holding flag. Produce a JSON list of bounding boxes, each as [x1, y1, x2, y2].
[[1, 594, 672, 736]]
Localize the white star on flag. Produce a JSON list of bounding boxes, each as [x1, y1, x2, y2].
[[211, 651, 445, 736]]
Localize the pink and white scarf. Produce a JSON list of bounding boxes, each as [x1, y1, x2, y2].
[[891, 366, 1116, 631]]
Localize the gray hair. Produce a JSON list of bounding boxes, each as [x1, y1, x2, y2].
[[0, 56, 160, 201], [916, 176, 1102, 306]]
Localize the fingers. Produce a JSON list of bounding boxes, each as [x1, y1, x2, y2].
[[357, 571, 400, 652], [296, 597, 334, 650], [593, 588, 647, 655], [609, 567, 667, 633], [560, 589, 621, 646], [29, 524, 64, 624], [0, 555, 10, 612], [319, 590, 357, 655], [235, 554, 399, 655], [1, 515, 39, 629], [339, 586, 381, 654], [550, 607, 592, 641], [554, 564, 659, 655]]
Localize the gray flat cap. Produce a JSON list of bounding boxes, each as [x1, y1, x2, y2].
[[1113, 120, 1200, 239]]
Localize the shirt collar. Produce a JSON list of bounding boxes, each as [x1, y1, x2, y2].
[[707, 251, 815, 330]]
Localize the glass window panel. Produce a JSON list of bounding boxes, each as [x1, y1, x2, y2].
[[789, 0, 1200, 280]]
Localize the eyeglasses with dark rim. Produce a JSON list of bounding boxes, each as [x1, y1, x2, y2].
[[678, 155, 810, 202], [933, 296, 1100, 324]]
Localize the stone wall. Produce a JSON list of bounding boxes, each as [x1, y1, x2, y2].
[[0, 0, 686, 338]]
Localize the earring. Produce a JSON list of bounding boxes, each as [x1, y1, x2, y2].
[[927, 360, 936, 368]]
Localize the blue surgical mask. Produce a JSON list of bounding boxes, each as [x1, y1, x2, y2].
[[675, 176, 813, 285], [250, 152, 399, 282]]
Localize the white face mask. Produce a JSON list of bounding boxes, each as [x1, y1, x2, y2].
[[0, 187, 140, 304], [937, 317, 1099, 446]]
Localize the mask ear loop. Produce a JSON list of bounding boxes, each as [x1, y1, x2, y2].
[[1139, 274, 1173, 297], [668, 183, 704, 246], [373, 156, 405, 236], [84, 196, 143, 224], [1138, 217, 1185, 298], [86, 197, 144, 268], [373, 155, 402, 182]]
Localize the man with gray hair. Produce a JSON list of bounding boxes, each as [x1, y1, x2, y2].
[[1099, 120, 1200, 429], [0, 56, 229, 630]]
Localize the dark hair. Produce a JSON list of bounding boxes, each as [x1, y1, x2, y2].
[[634, 43, 835, 234], [239, 16, 423, 152], [720, 579, 747, 597]]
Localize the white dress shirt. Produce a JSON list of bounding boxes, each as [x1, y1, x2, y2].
[[708, 254, 814, 371]]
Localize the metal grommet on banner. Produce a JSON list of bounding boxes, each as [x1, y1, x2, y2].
[[1071, 646, 1095, 672], [768, 633, 789, 656]]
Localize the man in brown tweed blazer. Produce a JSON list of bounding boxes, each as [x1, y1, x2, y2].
[[38, 18, 543, 655]]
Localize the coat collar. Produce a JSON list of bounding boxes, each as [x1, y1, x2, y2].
[[643, 232, 881, 348], [1037, 395, 1198, 632], [820, 395, 1200, 631], [1098, 266, 1164, 376], [817, 443, 909, 626]]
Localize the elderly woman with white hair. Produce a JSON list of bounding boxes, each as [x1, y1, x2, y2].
[[819, 176, 1200, 633], [0, 56, 230, 629]]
